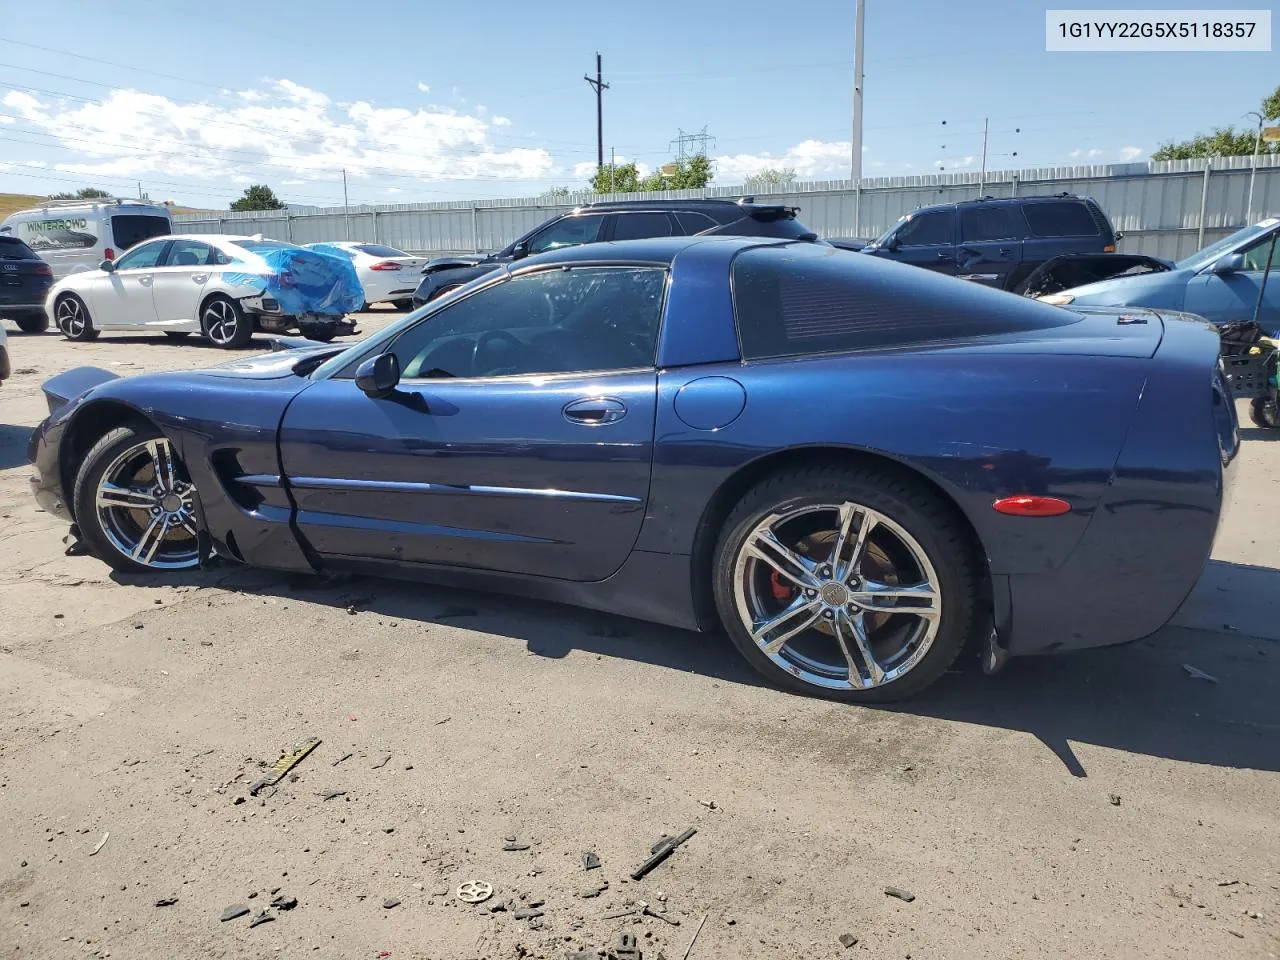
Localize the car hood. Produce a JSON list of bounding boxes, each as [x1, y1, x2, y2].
[[425, 253, 493, 270], [1044, 267, 1193, 310]]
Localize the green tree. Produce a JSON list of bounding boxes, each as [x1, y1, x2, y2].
[[230, 184, 286, 211], [744, 167, 797, 191], [49, 187, 113, 200], [541, 186, 572, 198], [1152, 84, 1280, 160], [588, 154, 713, 194]]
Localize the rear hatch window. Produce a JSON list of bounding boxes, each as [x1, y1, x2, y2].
[[1021, 201, 1100, 238], [111, 215, 171, 250], [0, 236, 39, 259]]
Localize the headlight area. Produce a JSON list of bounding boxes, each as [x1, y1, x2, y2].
[[1038, 293, 1076, 306]]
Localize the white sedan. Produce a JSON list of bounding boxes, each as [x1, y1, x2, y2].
[[45, 234, 362, 349], [303, 242, 425, 309]]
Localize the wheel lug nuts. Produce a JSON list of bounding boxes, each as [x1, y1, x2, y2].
[[823, 610, 835, 619], [805, 589, 818, 598]]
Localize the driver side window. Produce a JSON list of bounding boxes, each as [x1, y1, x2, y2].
[[114, 240, 168, 271], [527, 215, 605, 255], [1242, 235, 1280, 272], [386, 266, 666, 380]]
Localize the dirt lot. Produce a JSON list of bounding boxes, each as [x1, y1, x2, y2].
[[1, 312, 1278, 960]]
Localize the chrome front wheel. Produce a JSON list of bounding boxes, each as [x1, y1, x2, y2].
[[55, 294, 97, 341], [713, 466, 976, 702], [201, 297, 252, 348], [73, 425, 201, 573]]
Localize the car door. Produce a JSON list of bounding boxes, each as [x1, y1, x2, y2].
[[87, 238, 168, 327], [277, 264, 666, 581], [878, 208, 958, 274], [524, 213, 609, 256], [1184, 228, 1280, 333], [957, 203, 1023, 288], [149, 238, 213, 327]]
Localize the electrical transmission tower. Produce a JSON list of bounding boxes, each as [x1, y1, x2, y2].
[[670, 127, 716, 160]]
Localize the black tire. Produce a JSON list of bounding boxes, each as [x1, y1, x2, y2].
[[1249, 397, 1279, 429], [54, 293, 99, 341], [427, 283, 462, 302], [71, 421, 200, 574], [163, 331, 191, 340], [200, 295, 253, 349], [393, 298, 414, 311], [711, 463, 979, 703], [14, 313, 48, 333]]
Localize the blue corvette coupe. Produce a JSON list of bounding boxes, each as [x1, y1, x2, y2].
[[28, 237, 1239, 701]]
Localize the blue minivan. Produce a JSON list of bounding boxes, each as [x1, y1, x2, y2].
[[860, 194, 1119, 293]]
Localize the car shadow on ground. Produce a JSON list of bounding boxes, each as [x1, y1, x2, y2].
[[110, 558, 1280, 776], [0, 424, 32, 469], [1238, 426, 1280, 442]]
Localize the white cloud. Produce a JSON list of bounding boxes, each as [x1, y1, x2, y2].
[[7, 82, 550, 187], [0, 115, 12, 125], [230, 174, 253, 184], [1069, 148, 1104, 159], [713, 139, 851, 181], [417, 82, 431, 94], [1119, 145, 1143, 161], [385, 187, 403, 194], [23, 159, 46, 168], [282, 178, 305, 185], [492, 116, 511, 127]]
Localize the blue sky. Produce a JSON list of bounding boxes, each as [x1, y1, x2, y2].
[[0, 0, 1274, 208]]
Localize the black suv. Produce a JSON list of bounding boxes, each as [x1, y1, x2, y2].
[[411, 198, 817, 306], [859, 193, 1119, 293]]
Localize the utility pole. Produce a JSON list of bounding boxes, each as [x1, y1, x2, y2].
[[342, 168, 350, 240], [137, 181, 143, 200], [1245, 111, 1264, 225], [610, 147, 616, 193], [584, 53, 609, 172], [851, 0, 865, 185], [978, 117, 989, 196]]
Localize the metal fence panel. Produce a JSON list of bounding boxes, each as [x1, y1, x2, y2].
[[176, 156, 1280, 261]]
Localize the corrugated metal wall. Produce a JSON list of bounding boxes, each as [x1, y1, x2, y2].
[[175, 155, 1280, 262]]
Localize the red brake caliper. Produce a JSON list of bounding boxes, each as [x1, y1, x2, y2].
[[769, 570, 794, 602]]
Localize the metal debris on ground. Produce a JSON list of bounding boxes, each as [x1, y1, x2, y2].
[[456, 881, 494, 904], [603, 905, 641, 920], [580, 882, 609, 899], [320, 790, 347, 801], [631, 828, 697, 881], [435, 717, 451, 725], [154, 898, 178, 907], [220, 904, 251, 922], [372, 754, 392, 769], [698, 800, 717, 810], [270, 894, 297, 911], [681, 914, 708, 960], [504, 841, 532, 851], [1218, 879, 1239, 887], [613, 933, 643, 960], [89, 832, 110, 856], [884, 886, 915, 902], [1182, 663, 1220, 683], [838, 933, 858, 948], [249, 737, 321, 796], [332, 753, 353, 767], [1109, 794, 1122, 806], [382, 898, 401, 909], [582, 851, 601, 870], [513, 907, 545, 920], [643, 905, 679, 925], [249, 910, 275, 928]]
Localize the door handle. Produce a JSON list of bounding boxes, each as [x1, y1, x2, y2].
[[936, 252, 952, 259], [191, 273, 209, 282], [137, 276, 153, 285], [563, 397, 627, 425]]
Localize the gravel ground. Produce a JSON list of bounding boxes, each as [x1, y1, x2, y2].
[[1, 311, 1278, 960]]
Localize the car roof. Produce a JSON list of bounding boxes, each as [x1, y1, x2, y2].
[[570, 197, 796, 215], [514, 235, 792, 269]]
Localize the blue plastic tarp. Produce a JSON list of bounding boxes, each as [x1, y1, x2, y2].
[[224, 246, 364, 317]]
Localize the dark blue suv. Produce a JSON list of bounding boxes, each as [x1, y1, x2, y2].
[[859, 193, 1119, 293]]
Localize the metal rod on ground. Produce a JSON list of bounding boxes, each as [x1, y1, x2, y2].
[[681, 913, 708, 960], [851, 0, 865, 185], [1251, 232, 1277, 326], [630, 827, 697, 881], [1245, 112, 1264, 225], [342, 168, 350, 241]]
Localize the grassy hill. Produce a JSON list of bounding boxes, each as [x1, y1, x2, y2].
[[0, 192, 213, 220]]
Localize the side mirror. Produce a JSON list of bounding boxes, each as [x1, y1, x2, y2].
[[511, 241, 530, 260], [885, 235, 901, 252], [99, 259, 116, 273], [355, 353, 401, 399], [1212, 253, 1245, 275]]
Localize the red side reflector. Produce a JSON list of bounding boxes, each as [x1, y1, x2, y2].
[[992, 495, 1071, 517], [103, 248, 115, 260]]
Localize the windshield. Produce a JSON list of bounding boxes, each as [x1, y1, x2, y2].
[[869, 216, 907, 248], [1177, 219, 1279, 271]]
